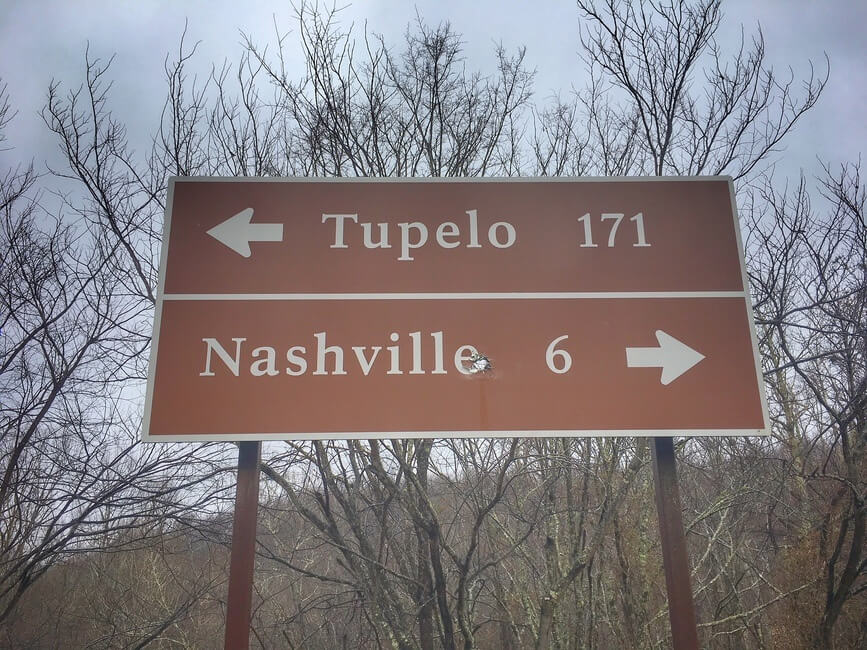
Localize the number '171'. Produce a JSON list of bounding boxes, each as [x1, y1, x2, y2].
[[577, 213, 651, 248]]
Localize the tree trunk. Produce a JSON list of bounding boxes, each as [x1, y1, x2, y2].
[[535, 596, 555, 650]]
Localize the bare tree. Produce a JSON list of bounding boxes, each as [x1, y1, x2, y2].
[[746, 163, 866, 648], [530, 0, 827, 180], [0, 71, 228, 634], [6, 1, 863, 648]]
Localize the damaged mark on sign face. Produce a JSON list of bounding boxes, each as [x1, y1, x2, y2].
[[464, 352, 493, 375]]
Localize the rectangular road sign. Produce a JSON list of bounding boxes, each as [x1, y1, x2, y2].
[[143, 177, 769, 441]]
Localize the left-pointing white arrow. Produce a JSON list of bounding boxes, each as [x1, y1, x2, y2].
[[626, 330, 705, 386], [206, 208, 283, 258]]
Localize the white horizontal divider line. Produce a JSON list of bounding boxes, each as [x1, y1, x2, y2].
[[162, 291, 746, 301], [147, 428, 769, 442]]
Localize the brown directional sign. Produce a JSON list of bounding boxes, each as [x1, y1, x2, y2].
[[143, 177, 769, 441]]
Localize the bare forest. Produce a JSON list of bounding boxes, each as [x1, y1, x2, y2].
[[1, 1, 864, 648]]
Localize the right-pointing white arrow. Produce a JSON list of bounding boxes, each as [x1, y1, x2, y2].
[[206, 208, 283, 258], [626, 330, 705, 385]]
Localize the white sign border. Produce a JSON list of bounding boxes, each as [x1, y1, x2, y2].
[[142, 176, 771, 442]]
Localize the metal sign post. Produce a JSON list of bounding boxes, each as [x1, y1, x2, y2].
[[223, 441, 261, 650], [652, 436, 699, 649]]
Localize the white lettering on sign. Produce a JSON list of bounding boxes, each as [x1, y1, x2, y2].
[[543, 331, 704, 385], [200, 337, 245, 376], [199, 332, 479, 377], [545, 335, 573, 374], [322, 209, 517, 261], [321, 214, 357, 249], [577, 212, 651, 248], [290, 209, 656, 260], [208, 207, 659, 260], [454, 344, 481, 375]]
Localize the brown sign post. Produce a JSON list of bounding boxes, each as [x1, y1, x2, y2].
[[223, 441, 260, 650], [144, 178, 768, 648]]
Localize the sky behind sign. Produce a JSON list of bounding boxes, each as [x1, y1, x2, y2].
[[0, 0, 864, 183]]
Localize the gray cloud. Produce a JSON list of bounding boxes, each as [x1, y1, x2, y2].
[[1, 0, 863, 179]]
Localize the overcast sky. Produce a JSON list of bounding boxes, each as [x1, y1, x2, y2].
[[1, 0, 864, 181]]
